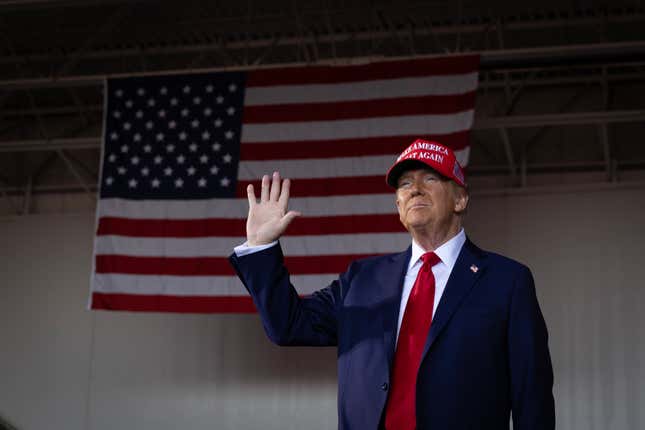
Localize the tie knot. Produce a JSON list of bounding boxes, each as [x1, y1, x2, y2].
[[421, 252, 441, 267]]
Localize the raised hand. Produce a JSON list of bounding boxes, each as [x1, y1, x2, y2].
[[246, 171, 302, 246]]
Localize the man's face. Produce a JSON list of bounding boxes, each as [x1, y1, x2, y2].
[[395, 168, 467, 232]]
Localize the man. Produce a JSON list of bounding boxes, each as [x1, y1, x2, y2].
[[229, 139, 555, 430]]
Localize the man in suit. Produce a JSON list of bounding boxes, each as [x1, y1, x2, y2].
[[229, 139, 555, 430]]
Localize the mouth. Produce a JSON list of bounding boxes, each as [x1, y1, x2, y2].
[[408, 203, 429, 210]]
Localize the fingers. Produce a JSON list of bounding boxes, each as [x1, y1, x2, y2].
[[246, 184, 256, 207], [260, 174, 270, 202], [278, 177, 291, 207], [269, 171, 281, 201]]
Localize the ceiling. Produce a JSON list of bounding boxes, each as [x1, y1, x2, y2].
[[1, 0, 645, 213]]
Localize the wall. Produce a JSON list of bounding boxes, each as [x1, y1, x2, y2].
[[1, 184, 644, 430]]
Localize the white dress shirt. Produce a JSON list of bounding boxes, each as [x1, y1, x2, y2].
[[396, 228, 466, 343], [233, 228, 466, 343]]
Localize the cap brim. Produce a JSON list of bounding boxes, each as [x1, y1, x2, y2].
[[386, 159, 439, 188]]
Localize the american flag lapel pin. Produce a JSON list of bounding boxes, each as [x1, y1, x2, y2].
[[470, 264, 479, 273]]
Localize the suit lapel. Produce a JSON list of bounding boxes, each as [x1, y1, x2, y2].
[[422, 239, 487, 358], [376, 246, 412, 367]]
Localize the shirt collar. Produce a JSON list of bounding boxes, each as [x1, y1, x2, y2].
[[408, 228, 466, 272]]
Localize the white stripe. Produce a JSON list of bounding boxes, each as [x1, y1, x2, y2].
[[241, 111, 474, 143], [97, 194, 399, 219], [245, 73, 479, 105], [94, 232, 409, 257], [238, 149, 469, 180], [92, 273, 340, 296], [238, 155, 393, 179]]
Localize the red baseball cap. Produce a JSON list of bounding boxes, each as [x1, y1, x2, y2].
[[385, 139, 466, 188]]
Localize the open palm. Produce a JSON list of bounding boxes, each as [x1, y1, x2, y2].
[[246, 171, 301, 246]]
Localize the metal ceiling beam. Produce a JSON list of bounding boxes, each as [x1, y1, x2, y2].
[[1, 109, 644, 153], [2, 41, 645, 91], [1, 6, 643, 67]]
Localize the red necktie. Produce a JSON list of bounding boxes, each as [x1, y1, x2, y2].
[[385, 252, 441, 430]]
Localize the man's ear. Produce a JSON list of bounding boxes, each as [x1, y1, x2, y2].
[[453, 187, 469, 213]]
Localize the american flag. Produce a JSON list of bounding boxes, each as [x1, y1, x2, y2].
[[90, 55, 480, 313]]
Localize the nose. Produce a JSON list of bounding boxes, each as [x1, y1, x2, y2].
[[408, 178, 425, 196]]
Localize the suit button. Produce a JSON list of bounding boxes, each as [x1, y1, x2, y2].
[[381, 382, 388, 391]]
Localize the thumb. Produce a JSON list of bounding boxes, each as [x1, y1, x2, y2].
[[279, 210, 302, 230]]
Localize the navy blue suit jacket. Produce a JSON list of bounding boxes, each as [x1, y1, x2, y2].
[[229, 238, 555, 430]]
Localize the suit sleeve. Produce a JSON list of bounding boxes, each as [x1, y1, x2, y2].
[[229, 242, 347, 346], [508, 266, 556, 430]]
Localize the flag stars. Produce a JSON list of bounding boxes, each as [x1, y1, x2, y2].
[[135, 110, 143, 119], [200, 154, 209, 164], [120, 144, 129, 153], [110, 132, 119, 140], [198, 177, 207, 187], [214, 118, 223, 128], [226, 107, 235, 116], [225, 130, 234, 140], [133, 133, 142, 142], [216, 95, 224, 104], [228, 83, 237, 92], [168, 120, 177, 129], [220, 177, 231, 187], [203, 107, 212, 116], [147, 98, 156, 107], [105, 176, 114, 185], [160, 86, 168, 95], [212, 143, 221, 152], [187, 166, 196, 176], [125, 100, 133, 108], [146, 121, 154, 130], [183, 85, 191, 94], [115, 89, 124, 98], [122, 122, 132, 130], [164, 167, 173, 176], [206, 84, 214, 93], [189, 143, 198, 152], [137, 88, 145, 96], [113, 110, 121, 119], [222, 153, 233, 163], [158, 109, 166, 118], [202, 131, 210, 140], [143, 144, 152, 153], [108, 153, 117, 162], [170, 98, 178, 106], [176, 154, 186, 164], [181, 108, 190, 117], [193, 96, 202, 105], [178, 132, 187, 141], [154, 155, 163, 164], [191, 119, 200, 128], [175, 178, 184, 188], [210, 165, 219, 175], [117, 166, 127, 175], [130, 156, 140, 165], [141, 167, 150, 176], [156, 132, 165, 141], [128, 179, 138, 188], [166, 144, 175, 153], [151, 178, 161, 188]]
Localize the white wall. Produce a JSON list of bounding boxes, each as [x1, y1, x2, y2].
[[1, 184, 644, 430]]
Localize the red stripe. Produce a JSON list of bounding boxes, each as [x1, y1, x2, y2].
[[240, 132, 470, 160], [97, 214, 402, 237], [91, 293, 257, 313], [247, 55, 480, 87], [237, 175, 390, 197], [95, 254, 381, 276], [242, 92, 476, 124]]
